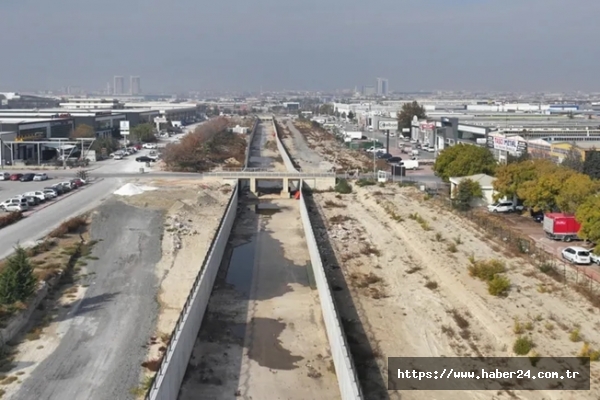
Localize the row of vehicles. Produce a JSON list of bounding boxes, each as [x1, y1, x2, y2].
[[365, 147, 419, 169], [0, 172, 49, 182], [0, 178, 86, 213]]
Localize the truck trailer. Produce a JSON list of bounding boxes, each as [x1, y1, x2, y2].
[[543, 213, 581, 242]]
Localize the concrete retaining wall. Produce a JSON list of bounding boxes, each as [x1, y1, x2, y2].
[[243, 117, 259, 170], [273, 119, 298, 172], [273, 116, 363, 399], [145, 185, 239, 400]]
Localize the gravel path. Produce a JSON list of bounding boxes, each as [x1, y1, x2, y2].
[[12, 200, 163, 400], [283, 119, 327, 171]]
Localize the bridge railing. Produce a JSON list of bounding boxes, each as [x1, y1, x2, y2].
[[202, 171, 336, 178]]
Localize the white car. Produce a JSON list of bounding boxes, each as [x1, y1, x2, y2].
[[487, 201, 516, 213], [43, 189, 57, 199], [0, 172, 10, 181], [1, 198, 29, 211], [24, 191, 48, 202], [4, 203, 27, 213], [113, 154, 123, 160], [562, 246, 591, 265], [33, 173, 48, 181], [590, 252, 600, 265], [143, 143, 158, 149]]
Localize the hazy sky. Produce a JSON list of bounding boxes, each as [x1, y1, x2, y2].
[[0, 0, 598, 93]]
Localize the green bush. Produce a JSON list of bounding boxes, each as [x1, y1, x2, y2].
[[468, 259, 506, 281], [0, 246, 37, 304], [356, 179, 376, 187], [487, 275, 511, 296], [335, 179, 353, 194], [513, 336, 534, 355]]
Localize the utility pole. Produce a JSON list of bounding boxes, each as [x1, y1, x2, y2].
[[386, 129, 390, 154], [372, 137, 376, 178]]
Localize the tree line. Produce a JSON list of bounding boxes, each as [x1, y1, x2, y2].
[[432, 143, 600, 251]]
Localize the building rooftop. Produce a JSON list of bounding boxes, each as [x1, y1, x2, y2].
[[449, 173, 496, 188], [0, 117, 70, 124]]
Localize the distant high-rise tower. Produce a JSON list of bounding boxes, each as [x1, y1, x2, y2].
[[113, 76, 125, 95], [130, 76, 141, 95], [376, 78, 389, 96]]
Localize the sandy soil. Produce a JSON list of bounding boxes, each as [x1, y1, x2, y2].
[[284, 119, 379, 173], [179, 198, 339, 400], [309, 184, 600, 400], [121, 179, 233, 385]]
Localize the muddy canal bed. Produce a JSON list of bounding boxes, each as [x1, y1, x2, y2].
[[178, 197, 339, 400]]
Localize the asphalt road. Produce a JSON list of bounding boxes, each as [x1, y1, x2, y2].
[[0, 178, 123, 260], [12, 200, 162, 400]]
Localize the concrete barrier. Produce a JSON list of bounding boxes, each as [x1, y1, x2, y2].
[[145, 184, 239, 400], [273, 116, 363, 399], [243, 117, 259, 170]]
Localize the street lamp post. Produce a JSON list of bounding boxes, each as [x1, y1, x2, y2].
[[372, 137, 376, 178]]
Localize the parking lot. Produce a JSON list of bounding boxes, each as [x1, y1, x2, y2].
[[0, 175, 89, 215]]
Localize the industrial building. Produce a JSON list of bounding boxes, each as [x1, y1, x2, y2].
[[0, 93, 59, 109]]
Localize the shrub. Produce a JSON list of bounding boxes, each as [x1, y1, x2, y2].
[[513, 336, 534, 355], [0, 212, 23, 229], [513, 320, 525, 334], [447, 243, 458, 253], [487, 275, 511, 296], [468, 259, 506, 281], [0, 246, 37, 305], [356, 179, 376, 187], [48, 216, 88, 238], [335, 179, 352, 194], [141, 357, 163, 372], [570, 328, 582, 342]]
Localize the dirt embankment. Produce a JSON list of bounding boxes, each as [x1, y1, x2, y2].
[[122, 178, 232, 394], [308, 184, 600, 400], [289, 120, 378, 173]]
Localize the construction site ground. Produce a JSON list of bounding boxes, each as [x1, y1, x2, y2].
[[178, 197, 339, 400], [307, 184, 600, 400]]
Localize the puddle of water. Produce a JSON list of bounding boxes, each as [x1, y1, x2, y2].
[[255, 203, 281, 216], [225, 241, 255, 296], [247, 317, 304, 370]]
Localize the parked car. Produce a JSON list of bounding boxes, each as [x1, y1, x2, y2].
[[9, 173, 23, 181], [19, 173, 35, 182], [70, 179, 84, 188], [561, 246, 591, 265], [60, 181, 76, 190], [17, 195, 39, 206], [136, 156, 157, 163], [530, 210, 544, 223], [24, 191, 47, 202], [48, 185, 64, 195], [487, 201, 518, 213], [4, 203, 27, 213], [142, 143, 157, 149], [43, 189, 58, 199], [113, 154, 123, 160], [590, 252, 600, 265], [387, 156, 403, 164], [33, 173, 48, 181], [0, 172, 10, 181], [377, 153, 392, 160], [0, 198, 28, 210]]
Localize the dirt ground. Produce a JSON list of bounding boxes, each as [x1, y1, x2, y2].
[[179, 198, 339, 400], [309, 184, 600, 400], [120, 178, 233, 389], [282, 120, 379, 173]]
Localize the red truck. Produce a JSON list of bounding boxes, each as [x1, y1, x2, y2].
[[543, 213, 581, 242]]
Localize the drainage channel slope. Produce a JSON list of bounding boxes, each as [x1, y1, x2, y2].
[[177, 120, 341, 399]]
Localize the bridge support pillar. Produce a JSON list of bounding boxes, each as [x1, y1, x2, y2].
[[250, 178, 257, 194], [281, 178, 290, 198]]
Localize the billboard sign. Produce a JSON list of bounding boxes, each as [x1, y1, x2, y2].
[[378, 120, 398, 131], [492, 136, 524, 153], [120, 120, 130, 135]]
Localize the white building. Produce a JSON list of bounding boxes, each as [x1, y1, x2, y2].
[[449, 174, 497, 207]]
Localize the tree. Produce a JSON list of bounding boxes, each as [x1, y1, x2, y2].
[[433, 144, 497, 181], [556, 173, 599, 214], [91, 137, 119, 157], [583, 150, 600, 179], [397, 101, 427, 129], [0, 246, 37, 305], [561, 143, 584, 172], [517, 166, 575, 212], [130, 123, 156, 143], [493, 159, 552, 202], [319, 103, 334, 115], [575, 196, 600, 252], [347, 111, 355, 121], [453, 178, 482, 211], [71, 124, 95, 139], [341, 112, 347, 119]]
